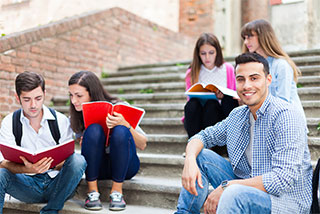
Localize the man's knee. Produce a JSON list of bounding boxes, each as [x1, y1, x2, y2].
[[218, 184, 270, 212], [64, 153, 87, 173], [196, 149, 220, 166], [0, 168, 12, 188]]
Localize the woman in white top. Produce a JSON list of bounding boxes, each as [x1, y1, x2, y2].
[[184, 33, 238, 155]]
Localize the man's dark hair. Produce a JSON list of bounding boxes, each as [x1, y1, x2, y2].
[[235, 52, 269, 76], [15, 71, 45, 96]]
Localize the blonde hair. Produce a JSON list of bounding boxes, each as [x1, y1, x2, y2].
[[241, 19, 300, 82]]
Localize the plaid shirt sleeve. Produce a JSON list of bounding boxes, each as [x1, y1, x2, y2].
[[189, 116, 229, 149], [262, 107, 306, 196]]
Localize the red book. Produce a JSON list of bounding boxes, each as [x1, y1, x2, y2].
[[0, 140, 75, 168], [82, 101, 145, 146]]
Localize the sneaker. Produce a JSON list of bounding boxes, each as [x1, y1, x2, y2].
[[84, 191, 102, 210], [109, 191, 126, 211]]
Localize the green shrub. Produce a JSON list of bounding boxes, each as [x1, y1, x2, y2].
[[118, 88, 125, 94], [101, 72, 109, 78], [139, 88, 154, 94]]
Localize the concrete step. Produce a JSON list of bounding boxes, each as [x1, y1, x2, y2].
[[142, 134, 187, 155], [74, 176, 181, 210], [297, 87, 320, 101], [135, 103, 185, 118], [303, 101, 320, 118], [118, 60, 190, 71], [289, 49, 320, 57], [117, 92, 186, 104], [107, 64, 187, 78], [137, 153, 184, 178], [3, 195, 176, 214], [292, 56, 320, 66], [105, 82, 185, 94], [307, 118, 320, 137], [298, 76, 320, 87], [308, 137, 320, 161], [299, 65, 320, 76], [141, 118, 186, 135], [100, 73, 185, 85]]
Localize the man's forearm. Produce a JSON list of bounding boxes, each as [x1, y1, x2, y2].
[[0, 160, 28, 174], [185, 139, 204, 159], [228, 176, 266, 192]]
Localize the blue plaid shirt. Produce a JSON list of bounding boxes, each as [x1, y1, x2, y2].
[[192, 94, 312, 213]]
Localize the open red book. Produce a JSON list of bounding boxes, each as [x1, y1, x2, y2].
[[82, 101, 145, 146], [0, 140, 74, 168]]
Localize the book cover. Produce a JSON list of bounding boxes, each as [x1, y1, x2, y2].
[[82, 101, 145, 145], [185, 83, 239, 100], [0, 140, 75, 168]]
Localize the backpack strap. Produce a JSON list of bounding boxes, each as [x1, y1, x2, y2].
[[48, 108, 60, 145], [312, 158, 320, 213], [12, 108, 60, 146], [12, 109, 23, 146]]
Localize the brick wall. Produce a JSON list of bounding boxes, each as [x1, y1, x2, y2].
[[0, 7, 194, 119], [241, 0, 270, 26], [179, 0, 214, 40]]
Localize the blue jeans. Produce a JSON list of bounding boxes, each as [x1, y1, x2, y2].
[[81, 124, 140, 182], [0, 153, 87, 214], [175, 149, 271, 214]]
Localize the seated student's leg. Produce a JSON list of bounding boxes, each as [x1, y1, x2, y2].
[[202, 99, 223, 129], [108, 125, 140, 184], [216, 184, 271, 214], [81, 123, 106, 182], [41, 153, 86, 213], [97, 125, 139, 211], [202, 100, 227, 156], [79, 123, 106, 210], [221, 95, 239, 119], [184, 98, 203, 138], [0, 168, 47, 212], [175, 149, 237, 214]]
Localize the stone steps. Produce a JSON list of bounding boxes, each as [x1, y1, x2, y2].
[[3, 195, 176, 214], [5, 49, 320, 213], [75, 176, 181, 209], [101, 73, 185, 85]]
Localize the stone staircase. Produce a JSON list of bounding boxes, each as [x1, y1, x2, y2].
[[4, 49, 320, 213]]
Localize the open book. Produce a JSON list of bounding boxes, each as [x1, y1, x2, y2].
[[82, 101, 145, 146], [0, 140, 74, 168], [185, 83, 239, 100]]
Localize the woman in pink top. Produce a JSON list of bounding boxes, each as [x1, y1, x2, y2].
[[184, 33, 238, 154]]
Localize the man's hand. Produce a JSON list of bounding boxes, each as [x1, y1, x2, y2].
[[20, 156, 53, 174], [181, 156, 203, 195], [204, 186, 223, 214]]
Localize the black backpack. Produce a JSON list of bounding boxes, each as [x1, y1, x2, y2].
[[12, 108, 60, 146], [312, 159, 320, 213]]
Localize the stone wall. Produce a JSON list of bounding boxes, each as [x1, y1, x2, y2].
[[0, 7, 194, 118]]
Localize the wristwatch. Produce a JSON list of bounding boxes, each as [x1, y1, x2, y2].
[[221, 180, 229, 190]]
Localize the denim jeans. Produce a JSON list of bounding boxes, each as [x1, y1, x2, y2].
[[0, 153, 87, 214], [175, 149, 271, 214], [81, 124, 140, 182]]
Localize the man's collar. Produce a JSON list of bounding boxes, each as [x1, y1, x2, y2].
[[20, 105, 55, 123], [255, 93, 272, 118]]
